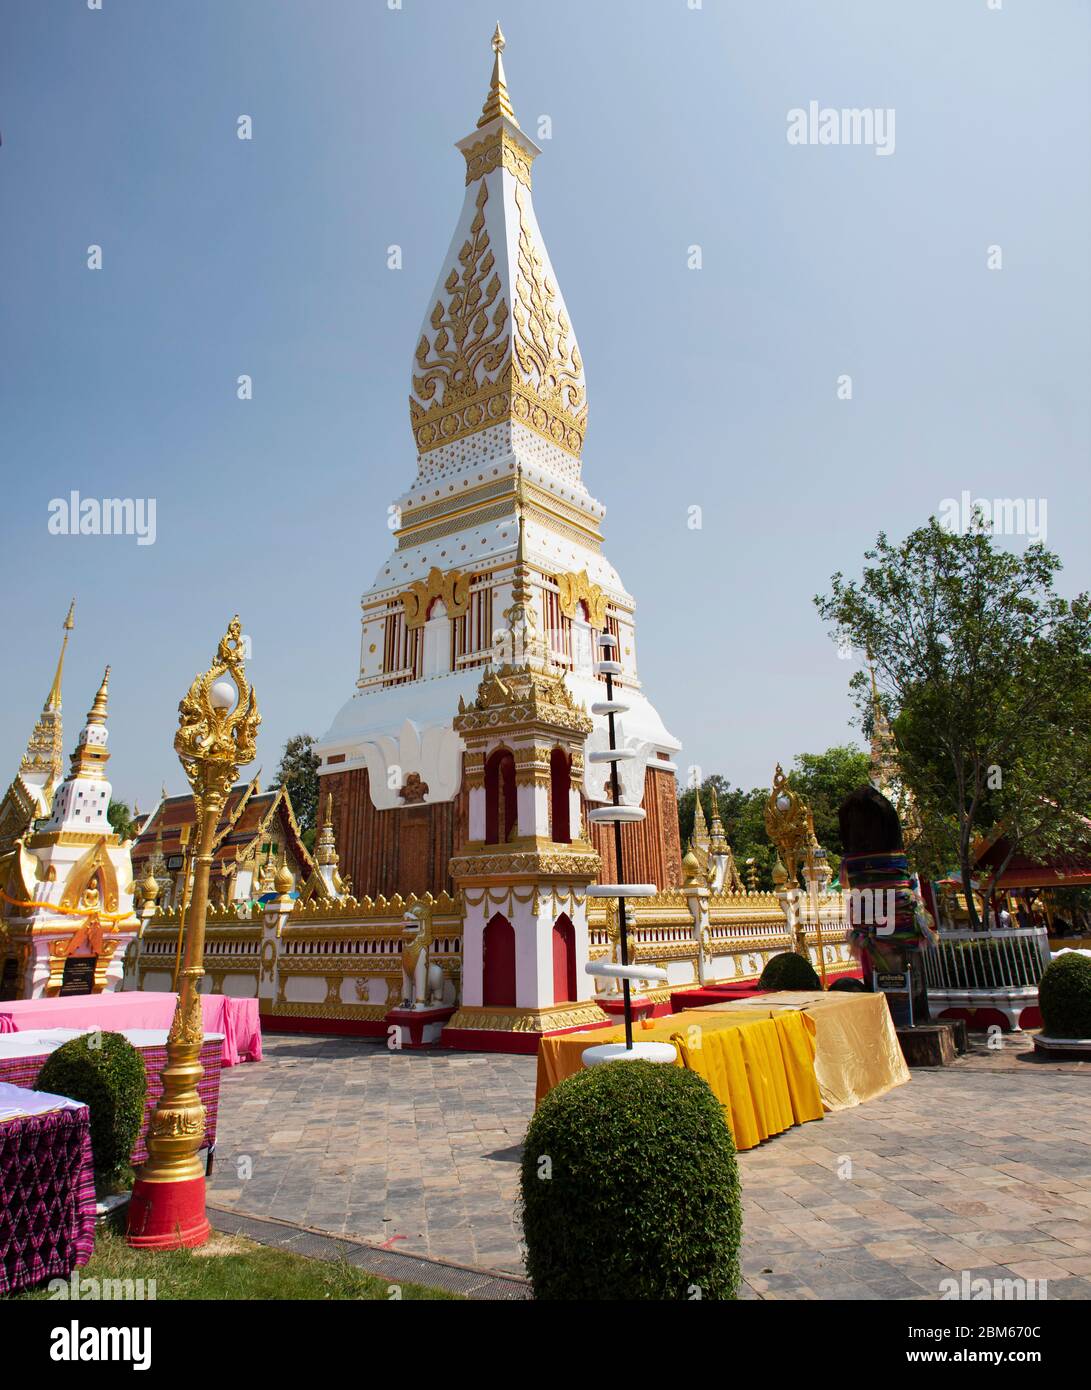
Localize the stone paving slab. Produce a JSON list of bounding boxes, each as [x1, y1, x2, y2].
[[206, 1031, 1091, 1297]]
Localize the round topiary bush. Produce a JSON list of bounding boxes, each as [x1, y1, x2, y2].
[[36, 1031, 147, 1182], [760, 950, 821, 991], [1038, 952, 1091, 1038], [830, 976, 866, 993], [520, 1059, 741, 1300]]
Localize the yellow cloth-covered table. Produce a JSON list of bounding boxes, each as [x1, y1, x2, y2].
[[695, 991, 910, 1111], [534, 1009, 823, 1150]]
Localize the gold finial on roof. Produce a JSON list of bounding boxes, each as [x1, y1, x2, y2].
[[478, 22, 519, 129], [315, 791, 340, 868], [708, 784, 730, 856], [682, 848, 702, 887]]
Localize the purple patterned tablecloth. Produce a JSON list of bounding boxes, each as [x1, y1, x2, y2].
[[0, 1037, 222, 1165], [0, 1099, 96, 1294]]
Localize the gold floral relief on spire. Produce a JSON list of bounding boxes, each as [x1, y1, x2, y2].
[[511, 183, 587, 450], [410, 180, 513, 453]]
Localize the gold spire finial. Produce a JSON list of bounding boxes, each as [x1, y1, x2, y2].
[[45, 598, 76, 712], [478, 21, 518, 128]]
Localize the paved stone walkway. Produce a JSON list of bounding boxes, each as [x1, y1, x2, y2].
[[207, 1032, 1091, 1298]]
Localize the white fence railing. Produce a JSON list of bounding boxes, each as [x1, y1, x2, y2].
[[923, 926, 1051, 992]]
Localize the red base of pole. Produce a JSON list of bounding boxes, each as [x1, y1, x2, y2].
[[126, 1175, 210, 1250]]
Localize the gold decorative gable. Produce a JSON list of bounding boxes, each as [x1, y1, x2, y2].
[[59, 836, 120, 914], [556, 570, 608, 628], [399, 567, 472, 630]]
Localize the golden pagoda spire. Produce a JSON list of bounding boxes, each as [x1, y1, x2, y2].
[[20, 599, 76, 788], [708, 784, 729, 855], [478, 23, 519, 129], [68, 666, 112, 780], [315, 791, 340, 868], [47, 598, 76, 712], [692, 786, 710, 849]]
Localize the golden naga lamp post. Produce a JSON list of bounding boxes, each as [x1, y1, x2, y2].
[[128, 617, 259, 1249], [763, 764, 828, 988]]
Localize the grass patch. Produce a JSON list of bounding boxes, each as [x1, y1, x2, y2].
[[9, 1227, 460, 1301]]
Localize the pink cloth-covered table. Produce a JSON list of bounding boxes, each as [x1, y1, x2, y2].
[[0, 993, 262, 1066], [0, 1085, 96, 1293]]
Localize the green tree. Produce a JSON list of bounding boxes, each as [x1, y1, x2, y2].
[[816, 516, 1091, 927], [275, 734, 320, 836], [789, 746, 871, 861], [107, 800, 139, 842], [675, 751, 868, 891]]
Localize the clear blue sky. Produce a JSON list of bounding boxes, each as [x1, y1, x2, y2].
[[2, 0, 1088, 811]]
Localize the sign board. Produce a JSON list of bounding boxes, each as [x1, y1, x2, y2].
[[873, 962, 914, 1027], [59, 956, 97, 996]]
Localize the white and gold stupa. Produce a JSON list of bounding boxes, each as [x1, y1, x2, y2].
[[316, 28, 681, 898], [0, 666, 141, 997]]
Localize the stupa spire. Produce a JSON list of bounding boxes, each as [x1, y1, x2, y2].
[[408, 29, 587, 471], [20, 598, 76, 789], [478, 23, 519, 129]]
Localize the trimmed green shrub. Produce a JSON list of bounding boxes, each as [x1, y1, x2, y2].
[[520, 1060, 741, 1300], [760, 951, 821, 991], [1038, 952, 1091, 1038], [830, 976, 866, 992], [36, 1031, 147, 1181]]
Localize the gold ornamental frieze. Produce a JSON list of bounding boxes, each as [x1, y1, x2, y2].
[[446, 1000, 608, 1033], [462, 129, 535, 189], [270, 1001, 389, 1024], [450, 846, 600, 880]]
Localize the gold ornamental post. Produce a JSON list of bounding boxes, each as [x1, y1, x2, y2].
[[763, 764, 828, 988], [127, 617, 259, 1249]]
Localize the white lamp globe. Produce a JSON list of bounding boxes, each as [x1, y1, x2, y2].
[[776, 794, 791, 812], [210, 680, 236, 711]]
